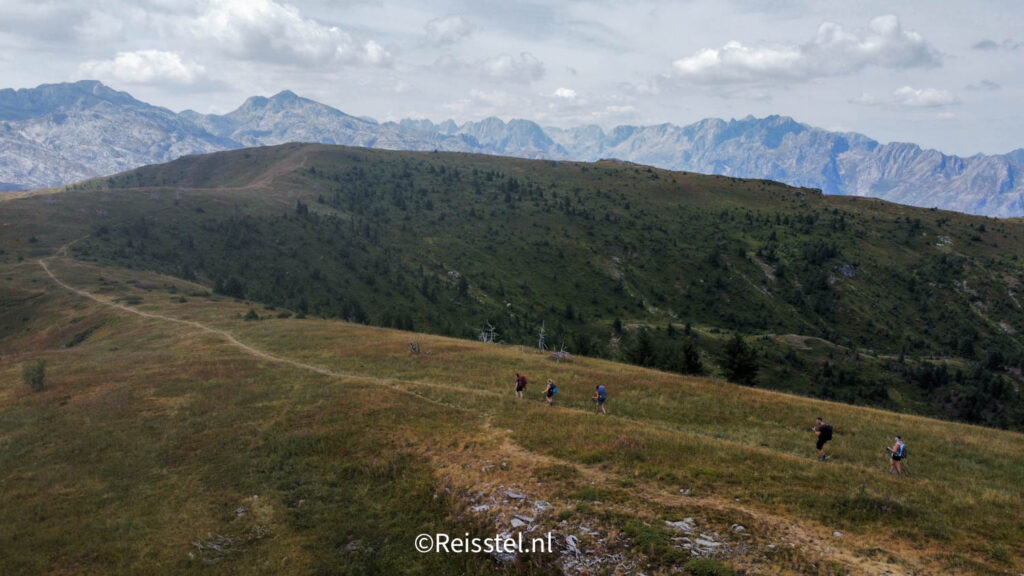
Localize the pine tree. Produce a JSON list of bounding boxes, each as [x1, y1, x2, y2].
[[721, 334, 758, 385]]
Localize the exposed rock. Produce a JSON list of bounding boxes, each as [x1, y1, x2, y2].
[[836, 263, 856, 279], [665, 518, 696, 533], [564, 534, 580, 557], [343, 539, 362, 552], [491, 531, 517, 563]]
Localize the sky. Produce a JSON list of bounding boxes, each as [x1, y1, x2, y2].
[[1, 0, 1022, 156]]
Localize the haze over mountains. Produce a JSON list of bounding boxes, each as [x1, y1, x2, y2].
[[3, 80, 1024, 217]]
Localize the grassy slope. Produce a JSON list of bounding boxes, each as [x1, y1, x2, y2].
[[53, 143, 1024, 429], [1, 223, 1022, 574]]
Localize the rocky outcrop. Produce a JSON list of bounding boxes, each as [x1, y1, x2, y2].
[[0, 81, 235, 189]]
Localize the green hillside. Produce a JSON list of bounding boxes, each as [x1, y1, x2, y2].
[[40, 143, 1024, 430], [1, 238, 1023, 575], [3, 151, 1024, 574]]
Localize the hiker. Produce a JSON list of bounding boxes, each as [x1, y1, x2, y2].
[[813, 417, 833, 461], [544, 379, 558, 406], [514, 373, 527, 399], [887, 435, 907, 475], [593, 384, 607, 414]]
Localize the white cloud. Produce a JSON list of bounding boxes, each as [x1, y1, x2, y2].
[[972, 38, 1022, 51], [553, 87, 576, 99], [436, 51, 544, 83], [362, 40, 389, 66], [851, 86, 959, 108], [605, 104, 635, 115], [966, 79, 1001, 92], [443, 88, 534, 116], [73, 9, 126, 45], [481, 52, 544, 82], [850, 92, 881, 106], [79, 50, 207, 85], [187, 0, 391, 67], [425, 15, 473, 45], [468, 88, 528, 108], [673, 41, 801, 82], [671, 15, 940, 85], [892, 86, 958, 107]]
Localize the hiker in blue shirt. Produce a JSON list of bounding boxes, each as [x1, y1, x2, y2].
[[593, 384, 607, 414], [887, 435, 907, 475], [544, 379, 557, 406]]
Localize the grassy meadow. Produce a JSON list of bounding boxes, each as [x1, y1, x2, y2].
[[3, 145, 1024, 575], [1, 250, 1022, 575]]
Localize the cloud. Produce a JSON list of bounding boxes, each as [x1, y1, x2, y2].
[[553, 87, 576, 99], [966, 79, 1001, 92], [850, 86, 958, 108], [443, 89, 534, 116], [0, 2, 88, 41], [972, 38, 1022, 51], [480, 52, 544, 82], [187, 0, 391, 67], [670, 15, 940, 85], [436, 52, 544, 83], [892, 86, 958, 107], [849, 92, 881, 106], [425, 15, 473, 45], [79, 50, 207, 85], [604, 104, 636, 116], [72, 8, 127, 45]]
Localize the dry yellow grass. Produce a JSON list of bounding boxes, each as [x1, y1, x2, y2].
[[0, 254, 1021, 575]]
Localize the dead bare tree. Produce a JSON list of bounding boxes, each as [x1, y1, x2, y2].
[[408, 341, 422, 354], [537, 321, 547, 350], [478, 321, 500, 344], [550, 342, 574, 363]]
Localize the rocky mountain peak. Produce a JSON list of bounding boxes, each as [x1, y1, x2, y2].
[[2, 80, 1023, 216]]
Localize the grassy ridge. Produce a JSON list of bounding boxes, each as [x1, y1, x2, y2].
[[46, 143, 1024, 429], [0, 260, 523, 575], [3, 145, 1024, 574], [2, 254, 1021, 574]]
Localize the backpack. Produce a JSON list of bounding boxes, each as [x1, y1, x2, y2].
[[820, 424, 833, 441], [895, 442, 907, 458], [551, 385, 558, 395]]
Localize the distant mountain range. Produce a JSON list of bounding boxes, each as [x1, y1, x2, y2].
[[3, 80, 1023, 216]]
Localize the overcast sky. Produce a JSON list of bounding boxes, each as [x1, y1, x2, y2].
[[2, 0, 1022, 156]]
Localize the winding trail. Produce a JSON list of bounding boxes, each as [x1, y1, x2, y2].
[[42, 259, 333, 376], [36, 252, 912, 576], [37, 253, 460, 412]]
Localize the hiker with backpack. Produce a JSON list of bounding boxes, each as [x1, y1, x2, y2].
[[813, 417, 833, 461], [593, 384, 607, 414], [887, 435, 907, 475], [514, 373, 527, 399], [544, 379, 558, 406]]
